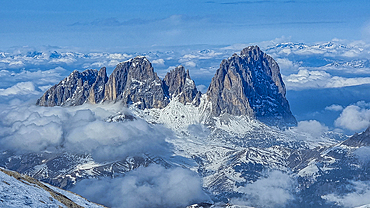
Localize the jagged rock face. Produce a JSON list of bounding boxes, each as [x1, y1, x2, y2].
[[207, 46, 296, 126], [36, 67, 107, 106], [36, 50, 295, 127], [37, 56, 202, 110], [163, 66, 201, 106], [104, 56, 169, 109], [342, 126, 370, 147], [88, 67, 108, 104]]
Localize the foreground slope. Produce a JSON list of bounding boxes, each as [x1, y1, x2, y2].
[[0, 168, 104, 208]]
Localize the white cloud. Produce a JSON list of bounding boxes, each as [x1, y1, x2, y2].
[[196, 85, 207, 93], [354, 146, 370, 164], [266, 39, 370, 59], [71, 164, 210, 208], [284, 69, 370, 90], [0, 82, 38, 96], [325, 104, 343, 111], [49, 57, 77, 64], [182, 54, 198, 59], [323, 181, 370, 208], [185, 61, 196, 67], [0, 67, 65, 86], [232, 170, 296, 208], [296, 120, 329, 139], [151, 58, 165, 65], [275, 58, 299, 72], [107, 53, 131, 60], [90, 62, 105, 68], [222, 43, 251, 51], [0, 103, 173, 161], [108, 60, 120, 67], [8, 60, 25, 67], [335, 102, 370, 131]]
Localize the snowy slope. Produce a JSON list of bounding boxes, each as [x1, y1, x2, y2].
[[126, 96, 341, 196], [0, 168, 104, 208]]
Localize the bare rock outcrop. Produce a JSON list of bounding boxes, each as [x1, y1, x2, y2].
[[104, 56, 169, 109], [163, 66, 201, 106], [36, 67, 107, 106], [342, 126, 370, 147], [206, 46, 296, 126]]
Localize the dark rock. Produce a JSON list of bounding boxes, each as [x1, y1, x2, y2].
[[36, 68, 105, 106], [87, 67, 108, 104], [103, 56, 169, 109], [206, 46, 297, 126], [163, 65, 201, 106], [342, 126, 370, 147]]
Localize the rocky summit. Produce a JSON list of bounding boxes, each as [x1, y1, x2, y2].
[[103, 56, 169, 109], [36, 67, 108, 106], [36, 46, 296, 126], [163, 65, 201, 106], [207, 46, 296, 126]]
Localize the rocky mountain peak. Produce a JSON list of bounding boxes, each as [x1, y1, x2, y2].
[[103, 55, 169, 109], [163, 65, 201, 106], [36, 68, 105, 106], [206, 46, 296, 126], [36, 56, 203, 110]]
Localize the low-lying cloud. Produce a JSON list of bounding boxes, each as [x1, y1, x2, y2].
[[284, 69, 370, 90], [322, 181, 370, 208], [70, 164, 210, 208], [286, 120, 330, 143], [231, 170, 296, 208], [0, 82, 39, 96], [325, 104, 343, 111], [0, 102, 173, 162], [335, 101, 370, 131], [354, 146, 370, 164]]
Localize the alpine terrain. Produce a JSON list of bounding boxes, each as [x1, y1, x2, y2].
[[1, 46, 369, 207]]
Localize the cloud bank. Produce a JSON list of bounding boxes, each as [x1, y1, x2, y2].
[[354, 146, 370, 164], [284, 69, 370, 90], [334, 101, 370, 131], [71, 164, 210, 208], [0, 103, 173, 162], [232, 170, 296, 208], [323, 181, 370, 208], [0, 82, 39, 96]]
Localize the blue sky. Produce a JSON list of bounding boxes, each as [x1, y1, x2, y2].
[[1, 0, 369, 51]]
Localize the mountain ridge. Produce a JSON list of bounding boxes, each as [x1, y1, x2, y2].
[[36, 46, 296, 126]]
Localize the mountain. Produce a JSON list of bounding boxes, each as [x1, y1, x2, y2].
[[207, 46, 296, 126], [36, 67, 108, 106], [342, 126, 370, 147], [163, 65, 201, 106], [0, 168, 104, 208], [103, 56, 169, 109], [36, 46, 295, 127]]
